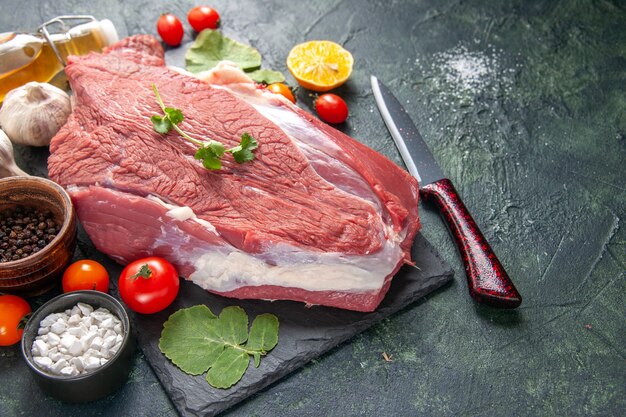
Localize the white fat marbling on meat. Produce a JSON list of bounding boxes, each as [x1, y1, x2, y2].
[[147, 194, 217, 234], [188, 224, 403, 293], [165, 205, 194, 221], [143, 194, 403, 293]]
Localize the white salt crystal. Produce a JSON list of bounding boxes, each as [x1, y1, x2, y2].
[[71, 357, 84, 373], [39, 316, 55, 328], [103, 335, 117, 349], [100, 347, 109, 358], [68, 314, 81, 325], [67, 326, 85, 337], [59, 366, 75, 376], [82, 316, 94, 327], [60, 334, 77, 349], [32, 339, 48, 357], [50, 321, 66, 334], [84, 348, 101, 358], [33, 356, 53, 369], [71, 305, 81, 316], [51, 358, 69, 374], [84, 356, 101, 370], [49, 350, 63, 362], [100, 317, 114, 329], [90, 336, 103, 350], [81, 331, 97, 350], [47, 332, 60, 346], [77, 303, 93, 315], [69, 340, 83, 356]]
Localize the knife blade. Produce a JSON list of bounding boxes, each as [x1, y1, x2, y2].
[[371, 75, 522, 309]]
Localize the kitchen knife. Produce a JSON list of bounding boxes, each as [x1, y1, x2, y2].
[[371, 76, 522, 309]]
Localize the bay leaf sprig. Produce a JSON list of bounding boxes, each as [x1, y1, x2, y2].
[[150, 84, 258, 170], [159, 305, 279, 389]]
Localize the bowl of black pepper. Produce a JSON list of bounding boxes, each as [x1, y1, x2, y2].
[[0, 176, 77, 296]]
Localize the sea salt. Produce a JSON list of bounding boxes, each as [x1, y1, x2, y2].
[[414, 43, 519, 102], [31, 303, 123, 376]]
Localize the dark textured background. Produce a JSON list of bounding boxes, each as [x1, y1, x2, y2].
[[1, 0, 625, 416]]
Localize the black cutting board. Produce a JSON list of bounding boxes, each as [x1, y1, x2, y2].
[[134, 233, 452, 417], [125, 45, 454, 417]]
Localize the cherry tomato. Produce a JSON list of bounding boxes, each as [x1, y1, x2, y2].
[[0, 295, 31, 346], [267, 83, 296, 103], [187, 6, 220, 32], [118, 257, 179, 314], [315, 93, 349, 124], [62, 260, 110, 293], [157, 13, 184, 46]]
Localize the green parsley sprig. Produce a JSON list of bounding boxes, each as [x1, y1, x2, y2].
[[150, 84, 258, 170]]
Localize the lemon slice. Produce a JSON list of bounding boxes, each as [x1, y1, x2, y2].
[[286, 41, 353, 92]]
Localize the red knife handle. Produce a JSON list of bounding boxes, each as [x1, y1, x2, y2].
[[421, 178, 522, 308]]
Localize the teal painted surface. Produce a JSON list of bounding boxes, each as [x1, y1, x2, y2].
[[1, 0, 624, 416]]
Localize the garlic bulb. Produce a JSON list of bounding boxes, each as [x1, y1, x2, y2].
[[0, 82, 71, 147], [0, 129, 29, 178]]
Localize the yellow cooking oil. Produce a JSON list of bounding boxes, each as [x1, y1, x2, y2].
[[0, 18, 117, 103]]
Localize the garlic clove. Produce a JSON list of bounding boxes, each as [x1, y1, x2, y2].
[[0, 82, 71, 147], [0, 128, 29, 178]]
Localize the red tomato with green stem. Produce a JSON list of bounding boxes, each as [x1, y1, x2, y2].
[[0, 294, 31, 346], [187, 6, 220, 32], [315, 93, 349, 124], [157, 13, 184, 46], [267, 83, 296, 103], [62, 260, 110, 293], [118, 257, 180, 314]]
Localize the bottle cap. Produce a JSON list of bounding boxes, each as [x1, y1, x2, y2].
[[0, 33, 44, 74], [98, 19, 119, 46]]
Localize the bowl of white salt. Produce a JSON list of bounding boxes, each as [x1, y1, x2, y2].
[[21, 290, 135, 403]]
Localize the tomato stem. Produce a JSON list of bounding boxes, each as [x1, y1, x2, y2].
[[131, 264, 152, 280], [18, 313, 31, 330]]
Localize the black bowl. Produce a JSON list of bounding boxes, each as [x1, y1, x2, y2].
[[21, 290, 135, 403]]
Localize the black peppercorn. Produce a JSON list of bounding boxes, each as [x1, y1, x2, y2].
[[0, 205, 59, 263]]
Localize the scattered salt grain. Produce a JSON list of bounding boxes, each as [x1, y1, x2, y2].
[[414, 43, 518, 103], [31, 303, 124, 376]]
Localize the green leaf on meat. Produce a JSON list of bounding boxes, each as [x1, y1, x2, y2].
[[186, 29, 261, 73], [159, 305, 279, 389], [246, 68, 285, 84], [184, 29, 285, 83]]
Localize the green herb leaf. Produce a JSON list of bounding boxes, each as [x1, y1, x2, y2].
[[152, 85, 258, 170], [186, 30, 262, 73], [151, 115, 173, 134], [159, 306, 221, 375], [217, 306, 249, 345], [206, 347, 249, 389], [159, 305, 280, 389], [195, 141, 227, 170], [229, 133, 258, 164], [164, 107, 184, 125], [246, 68, 285, 84], [246, 313, 279, 353]]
